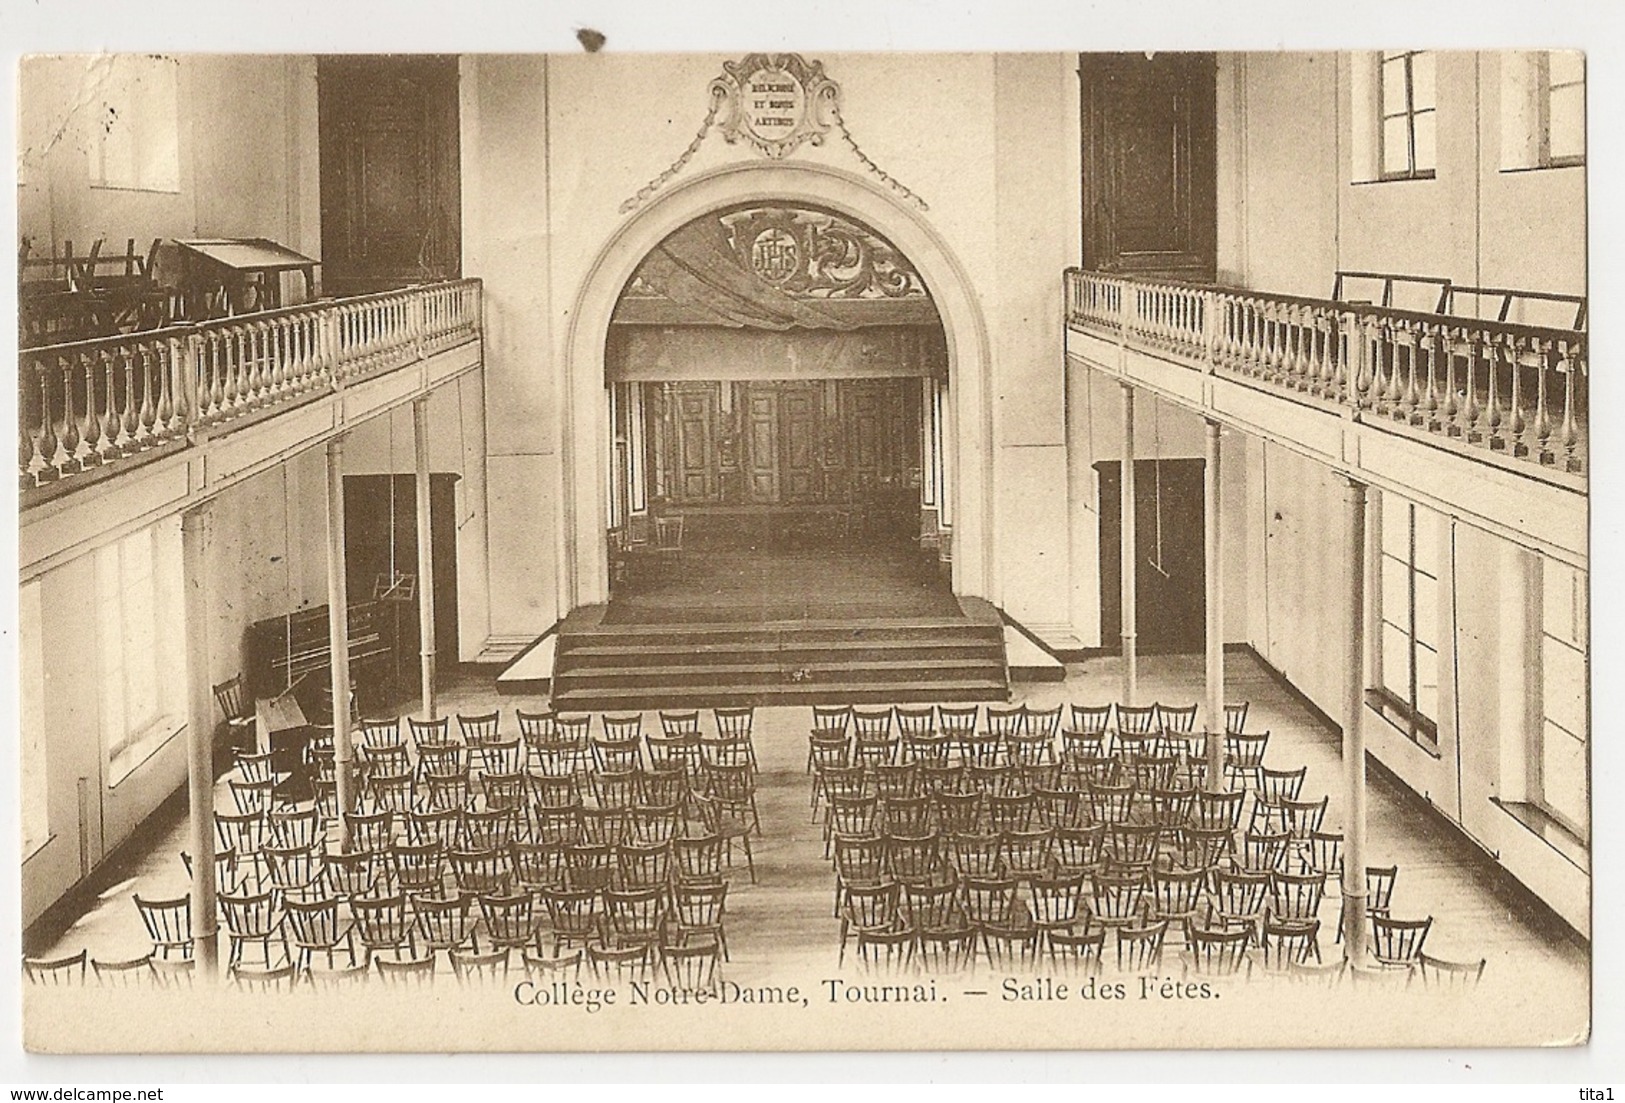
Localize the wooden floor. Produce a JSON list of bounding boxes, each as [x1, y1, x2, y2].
[[606, 538, 960, 625], [30, 651, 1589, 1038]]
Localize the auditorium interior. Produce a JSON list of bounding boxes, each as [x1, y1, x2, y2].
[[15, 50, 1591, 1048]]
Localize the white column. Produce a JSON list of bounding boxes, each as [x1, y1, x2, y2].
[[1120, 383, 1137, 704], [1204, 419, 1226, 791], [181, 504, 219, 977], [413, 397, 438, 720], [325, 435, 356, 850], [1340, 476, 1371, 966]]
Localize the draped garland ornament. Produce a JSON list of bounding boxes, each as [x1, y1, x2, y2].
[[620, 54, 929, 214]]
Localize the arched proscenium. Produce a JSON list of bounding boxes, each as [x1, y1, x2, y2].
[[560, 161, 996, 611]]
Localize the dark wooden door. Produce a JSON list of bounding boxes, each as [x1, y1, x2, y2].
[[778, 384, 822, 503], [670, 383, 722, 504], [318, 56, 462, 297], [343, 473, 460, 699], [744, 388, 781, 503], [1080, 52, 1216, 282], [1096, 459, 1207, 654]]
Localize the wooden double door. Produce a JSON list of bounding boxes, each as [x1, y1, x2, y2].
[[659, 379, 918, 508]]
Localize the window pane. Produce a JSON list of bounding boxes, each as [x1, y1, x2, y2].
[[1548, 50, 1585, 88], [1414, 572, 1439, 648], [1549, 85, 1585, 160], [1543, 560, 1578, 643], [1540, 723, 1588, 837], [1415, 643, 1438, 721], [1413, 506, 1440, 575], [1382, 57, 1409, 115], [1413, 110, 1437, 172], [1543, 636, 1587, 739], [1383, 116, 1412, 174], [1411, 52, 1437, 110], [1382, 556, 1410, 626], [1380, 494, 1409, 556], [1383, 623, 1412, 699]]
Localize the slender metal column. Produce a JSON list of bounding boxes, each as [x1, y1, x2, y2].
[[1203, 418, 1226, 791], [325, 435, 356, 850], [1120, 383, 1137, 704], [1340, 477, 1371, 965], [413, 397, 438, 719], [181, 504, 219, 977]]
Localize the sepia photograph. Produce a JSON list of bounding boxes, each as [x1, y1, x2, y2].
[[7, 1, 1606, 1068]]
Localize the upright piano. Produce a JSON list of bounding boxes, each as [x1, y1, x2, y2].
[[245, 601, 397, 717]]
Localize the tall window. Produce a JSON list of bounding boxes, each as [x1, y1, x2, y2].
[[1379, 50, 1437, 180], [21, 581, 49, 859], [1377, 493, 1440, 746], [96, 519, 186, 783], [1536, 560, 1588, 840], [92, 54, 181, 192], [1501, 51, 1585, 170]]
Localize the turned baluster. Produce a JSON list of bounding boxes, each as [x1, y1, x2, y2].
[[1482, 338, 1505, 450], [1441, 328, 1462, 434], [137, 341, 157, 444], [1380, 325, 1405, 416], [206, 331, 225, 416], [1353, 317, 1375, 409], [54, 354, 81, 470], [1419, 326, 1441, 431], [115, 344, 138, 452], [36, 366, 61, 482], [1506, 337, 1528, 456], [1533, 337, 1554, 464], [75, 350, 102, 466], [1460, 335, 1482, 442], [1398, 330, 1421, 423], [98, 348, 122, 458], [159, 335, 180, 434], [1558, 339, 1581, 471]]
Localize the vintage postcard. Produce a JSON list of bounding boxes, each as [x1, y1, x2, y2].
[[14, 31, 1592, 1055]]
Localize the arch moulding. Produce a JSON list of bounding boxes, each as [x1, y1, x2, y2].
[[559, 161, 996, 612]]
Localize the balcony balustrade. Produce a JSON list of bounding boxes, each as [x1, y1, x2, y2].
[[19, 279, 482, 499], [1066, 269, 1587, 479]]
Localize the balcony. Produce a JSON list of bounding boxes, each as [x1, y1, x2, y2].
[[1064, 268, 1587, 557], [19, 279, 483, 508], [1064, 269, 1587, 486]]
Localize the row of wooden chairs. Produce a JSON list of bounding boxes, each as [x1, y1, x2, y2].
[[808, 701, 1250, 745]]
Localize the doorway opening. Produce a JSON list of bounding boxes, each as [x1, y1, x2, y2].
[[602, 203, 955, 626], [1096, 458, 1207, 654]]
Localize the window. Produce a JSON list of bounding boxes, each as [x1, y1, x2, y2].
[[96, 519, 186, 783], [92, 54, 181, 192], [1501, 51, 1585, 170], [21, 581, 49, 859], [1378, 50, 1437, 179], [1535, 560, 1588, 841], [1375, 493, 1440, 747]]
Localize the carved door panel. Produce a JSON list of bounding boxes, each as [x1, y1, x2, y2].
[[745, 388, 781, 503], [778, 385, 821, 503], [1080, 52, 1216, 282], [318, 55, 462, 297], [845, 383, 887, 495], [670, 384, 721, 505]]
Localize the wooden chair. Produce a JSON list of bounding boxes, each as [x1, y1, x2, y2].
[[1156, 702, 1199, 734], [90, 955, 155, 987], [662, 941, 723, 993], [1115, 919, 1169, 972], [521, 947, 584, 982], [1260, 917, 1322, 970], [23, 949, 87, 985], [374, 955, 437, 987], [916, 928, 976, 973], [219, 890, 286, 969], [450, 847, 516, 897], [282, 895, 357, 974], [133, 895, 192, 961], [1415, 953, 1486, 988], [1224, 702, 1249, 734], [542, 888, 602, 955], [1370, 914, 1432, 967], [1068, 703, 1115, 736], [212, 675, 257, 754], [1183, 925, 1254, 977], [668, 881, 730, 960], [450, 947, 511, 985], [587, 942, 655, 985], [229, 962, 300, 993], [654, 514, 685, 563], [839, 882, 901, 965], [352, 893, 417, 963], [1046, 925, 1106, 975]]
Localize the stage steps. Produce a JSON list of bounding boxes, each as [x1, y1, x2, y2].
[[532, 597, 1010, 710]]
